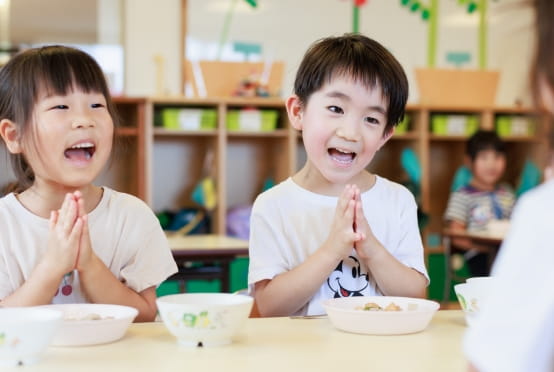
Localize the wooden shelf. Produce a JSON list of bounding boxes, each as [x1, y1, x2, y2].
[[3, 98, 545, 249]]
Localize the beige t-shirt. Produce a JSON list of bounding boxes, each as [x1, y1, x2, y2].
[[0, 187, 178, 303]]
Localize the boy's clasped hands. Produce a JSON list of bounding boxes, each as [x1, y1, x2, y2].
[[327, 184, 382, 263], [46, 191, 94, 277]]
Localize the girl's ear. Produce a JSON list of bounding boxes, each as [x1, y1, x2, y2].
[[0, 119, 23, 154], [286, 95, 304, 131]]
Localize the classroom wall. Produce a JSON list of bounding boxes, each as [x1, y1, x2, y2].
[[124, 0, 535, 106]]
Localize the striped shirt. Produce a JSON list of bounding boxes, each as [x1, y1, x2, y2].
[[444, 183, 516, 231]]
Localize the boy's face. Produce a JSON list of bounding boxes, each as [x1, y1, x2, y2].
[[288, 75, 392, 189], [470, 149, 507, 188], [22, 84, 114, 189]]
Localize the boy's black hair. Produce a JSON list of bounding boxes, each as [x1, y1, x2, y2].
[[466, 130, 506, 161], [0, 45, 119, 192], [293, 33, 409, 136]]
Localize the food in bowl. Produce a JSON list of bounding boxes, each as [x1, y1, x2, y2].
[[323, 296, 440, 335], [0, 307, 62, 366], [40, 304, 138, 346], [454, 277, 495, 326], [357, 301, 402, 311], [156, 293, 253, 347]]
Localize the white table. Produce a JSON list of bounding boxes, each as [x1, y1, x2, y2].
[[12, 310, 469, 372]]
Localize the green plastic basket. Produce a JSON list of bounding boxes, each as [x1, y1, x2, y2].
[[162, 108, 217, 130], [431, 115, 479, 135], [226, 109, 278, 131], [496, 116, 535, 137]]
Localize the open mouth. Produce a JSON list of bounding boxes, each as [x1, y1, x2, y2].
[[328, 147, 356, 165], [64, 142, 96, 161]]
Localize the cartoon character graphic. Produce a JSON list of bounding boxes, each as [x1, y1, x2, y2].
[[327, 256, 369, 298]]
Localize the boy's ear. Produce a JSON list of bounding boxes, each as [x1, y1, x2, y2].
[[0, 119, 23, 154], [377, 127, 395, 150], [286, 95, 304, 130]]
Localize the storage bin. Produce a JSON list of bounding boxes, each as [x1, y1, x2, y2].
[[395, 115, 410, 134], [226, 109, 278, 131], [162, 108, 217, 130], [431, 115, 479, 135], [496, 116, 535, 137]]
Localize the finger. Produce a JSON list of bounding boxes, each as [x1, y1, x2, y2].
[[49, 210, 58, 230], [76, 193, 86, 218]]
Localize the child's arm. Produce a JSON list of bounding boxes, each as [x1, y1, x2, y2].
[[447, 220, 494, 253], [1, 194, 83, 306], [75, 195, 157, 322], [353, 189, 427, 298], [254, 185, 363, 317]]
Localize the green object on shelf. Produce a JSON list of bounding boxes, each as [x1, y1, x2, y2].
[[396, 115, 410, 134], [162, 108, 217, 130], [432, 115, 479, 135], [496, 115, 535, 137], [227, 109, 278, 131]]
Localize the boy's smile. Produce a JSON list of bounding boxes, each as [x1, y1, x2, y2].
[[288, 75, 393, 194]]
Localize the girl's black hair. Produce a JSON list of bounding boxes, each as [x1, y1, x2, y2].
[[0, 45, 119, 192]]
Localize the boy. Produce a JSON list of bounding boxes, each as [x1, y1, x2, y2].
[[248, 34, 429, 317], [444, 130, 515, 277]]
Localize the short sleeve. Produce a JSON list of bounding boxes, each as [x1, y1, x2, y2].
[[115, 204, 178, 293], [247, 195, 290, 291], [444, 191, 468, 223], [393, 190, 429, 282]]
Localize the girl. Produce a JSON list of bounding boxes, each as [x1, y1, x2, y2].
[[0, 45, 177, 321]]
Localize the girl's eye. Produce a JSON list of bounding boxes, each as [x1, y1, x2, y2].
[[91, 103, 105, 108], [51, 105, 68, 110], [328, 105, 343, 114]]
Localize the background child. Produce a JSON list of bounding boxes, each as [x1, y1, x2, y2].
[[444, 130, 515, 276], [248, 34, 428, 317], [0, 45, 177, 321], [464, 1, 554, 370]]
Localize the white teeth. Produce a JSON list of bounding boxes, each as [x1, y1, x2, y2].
[[70, 142, 94, 149]]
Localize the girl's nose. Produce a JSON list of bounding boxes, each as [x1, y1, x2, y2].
[[71, 117, 95, 129]]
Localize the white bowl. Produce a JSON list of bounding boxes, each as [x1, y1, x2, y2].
[[156, 293, 253, 347], [454, 277, 495, 326], [40, 304, 138, 346], [322, 296, 440, 335], [0, 307, 63, 366]]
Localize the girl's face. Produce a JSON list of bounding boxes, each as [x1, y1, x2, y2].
[[470, 149, 507, 189], [22, 85, 114, 190], [288, 75, 392, 192]]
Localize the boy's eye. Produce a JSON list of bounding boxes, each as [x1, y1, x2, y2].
[[364, 116, 380, 125], [50, 104, 68, 110], [327, 105, 343, 114], [91, 103, 105, 108]]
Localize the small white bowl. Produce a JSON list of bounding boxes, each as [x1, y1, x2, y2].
[[156, 293, 253, 347], [40, 304, 138, 346], [322, 296, 440, 335], [0, 307, 63, 366], [454, 277, 495, 326]]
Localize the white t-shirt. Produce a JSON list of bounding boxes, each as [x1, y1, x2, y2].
[[0, 187, 178, 303], [464, 180, 554, 372], [248, 176, 429, 316]]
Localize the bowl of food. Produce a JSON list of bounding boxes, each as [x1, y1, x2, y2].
[[0, 307, 63, 366], [454, 276, 495, 326], [322, 296, 440, 335], [40, 304, 138, 346], [156, 293, 253, 347]]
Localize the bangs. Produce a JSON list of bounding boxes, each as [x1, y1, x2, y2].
[[31, 47, 109, 98]]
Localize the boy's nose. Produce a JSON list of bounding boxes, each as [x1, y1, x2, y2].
[[336, 121, 361, 142]]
